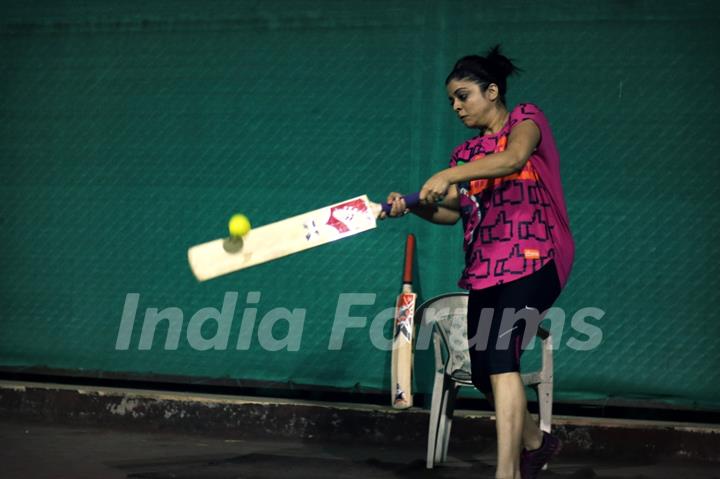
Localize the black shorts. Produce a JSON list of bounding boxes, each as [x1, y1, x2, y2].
[[466, 260, 561, 394]]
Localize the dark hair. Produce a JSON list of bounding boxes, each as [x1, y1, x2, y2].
[[445, 45, 521, 104]]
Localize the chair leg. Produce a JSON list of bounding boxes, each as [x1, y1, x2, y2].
[[426, 371, 447, 469], [537, 380, 553, 434], [433, 375, 454, 465], [439, 382, 460, 463], [537, 381, 554, 471]]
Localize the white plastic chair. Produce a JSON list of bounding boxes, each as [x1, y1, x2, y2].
[[419, 292, 554, 469]]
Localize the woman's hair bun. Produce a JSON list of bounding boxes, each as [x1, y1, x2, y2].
[[483, 44, 521, 80], [446, 44, 521, 104]]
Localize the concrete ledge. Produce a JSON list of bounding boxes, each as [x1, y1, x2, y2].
[[1, 380, 718, 463]]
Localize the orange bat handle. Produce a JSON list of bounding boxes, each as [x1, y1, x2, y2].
[[403, 233, 415, 284]]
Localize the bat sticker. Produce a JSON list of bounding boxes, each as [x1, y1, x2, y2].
[[394, 294, 415, 343], [326, 198, 371, 234], [303, 220, 320, 241], [395, 383, 408, 403]]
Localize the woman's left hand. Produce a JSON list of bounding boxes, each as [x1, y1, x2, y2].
[[420, 170, 452, 204]]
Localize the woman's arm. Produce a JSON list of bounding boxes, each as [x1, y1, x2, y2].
[[383, 186, 460, 225], [382, 119, 540, 223], [420, 120, 541, 201]]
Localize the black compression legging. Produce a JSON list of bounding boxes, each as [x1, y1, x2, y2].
[[466, 260, 561, 395]]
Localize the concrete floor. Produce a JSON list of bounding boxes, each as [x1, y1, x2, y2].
[[1, 419, 718, 479]]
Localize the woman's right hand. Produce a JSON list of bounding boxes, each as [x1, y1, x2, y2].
[[379, 192, 409, 219]]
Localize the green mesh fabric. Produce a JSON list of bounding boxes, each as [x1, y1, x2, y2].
[[1, 0, 718, 409]]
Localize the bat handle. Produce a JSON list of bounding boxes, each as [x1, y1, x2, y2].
[[380, 192, 421, 215], [403, 233, 415, 284]]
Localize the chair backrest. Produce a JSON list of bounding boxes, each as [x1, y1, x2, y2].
[[417, 292, 551, 384], [417, 293, 472, 383]]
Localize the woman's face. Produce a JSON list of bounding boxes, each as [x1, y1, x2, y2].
[[446, 78, 498, 129]]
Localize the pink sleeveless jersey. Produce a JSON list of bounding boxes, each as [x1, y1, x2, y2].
[[450, 103, 574, 290]]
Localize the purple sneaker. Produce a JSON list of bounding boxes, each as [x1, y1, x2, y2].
[[520, 431, 562, 479]]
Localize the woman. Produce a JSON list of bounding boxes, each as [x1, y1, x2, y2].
[[384, 45, 574, 479]]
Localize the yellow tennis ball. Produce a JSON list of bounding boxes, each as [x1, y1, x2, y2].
[[228, 213, 251, 237]]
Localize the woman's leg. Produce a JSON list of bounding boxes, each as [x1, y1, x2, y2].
[[491, 372, 525, 479], [467, 261, 562, 478], [484, 393, 543, 452], [522, 409, 544, 451]]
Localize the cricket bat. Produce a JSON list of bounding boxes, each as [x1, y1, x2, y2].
[[391, 233, 417, 409], [188, 193, 420, 282]]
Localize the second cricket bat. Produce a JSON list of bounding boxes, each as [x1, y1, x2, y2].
[[391, 233, 417, 409], [188, 193, 419, 282]]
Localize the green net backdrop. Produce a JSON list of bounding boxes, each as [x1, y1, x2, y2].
[[1, 0, 719, 410]]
